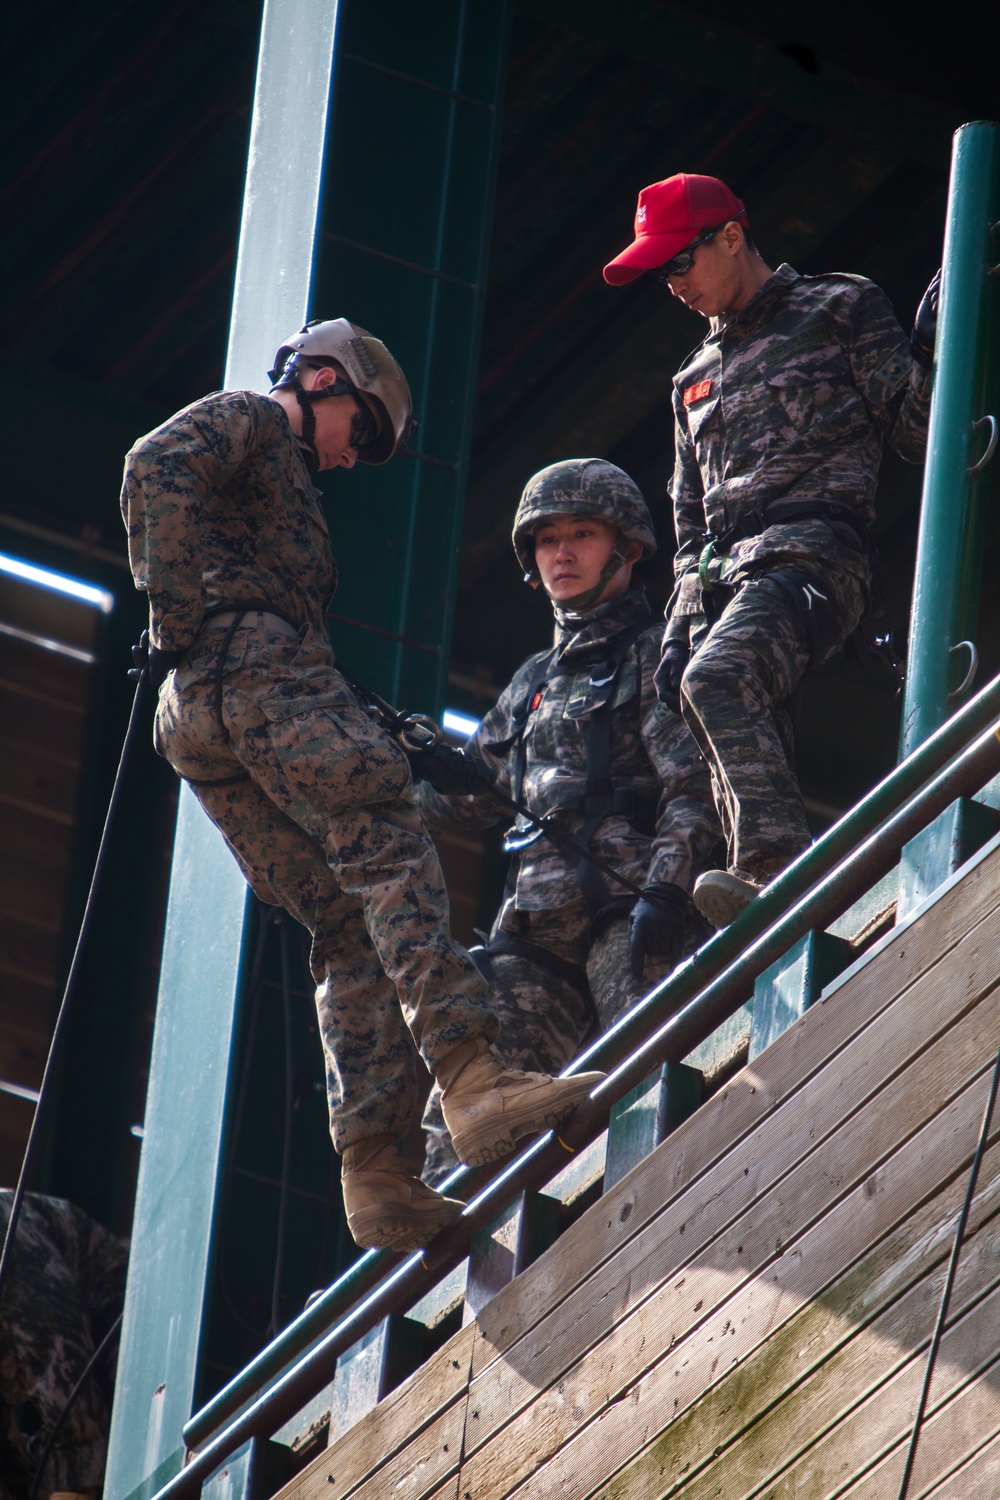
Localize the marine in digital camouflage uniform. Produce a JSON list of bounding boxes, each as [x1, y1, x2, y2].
[[121, 319, 602, 1253], [604, 173, 936, 926], [412, 460, 720, 1182], [0, 1191, 127, 1500]]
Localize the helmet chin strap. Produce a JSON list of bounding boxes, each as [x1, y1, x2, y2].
[[273, 358, 366, 471], [544, 543, 629, 611], [293, 383, 321, 470]]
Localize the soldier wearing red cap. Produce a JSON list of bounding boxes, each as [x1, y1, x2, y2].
[[604, 173, 939, 927]]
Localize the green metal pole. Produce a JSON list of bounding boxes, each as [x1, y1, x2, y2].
[[900, 121, 1000, 757]]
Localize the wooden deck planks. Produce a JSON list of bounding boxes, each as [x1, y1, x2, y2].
[[923, 1421, 1000, 1497], [643, 1189, 1000, 1499], [752, 1310, 1000, 1498], [274, 1325, 475, 1500], [470, 843, 1000, 1382], [563, 1139, 1000, 1500], [279, 839, 1000, 1500], [461, 1062, 1000, 1500], [464, 928, 1000, 1478]]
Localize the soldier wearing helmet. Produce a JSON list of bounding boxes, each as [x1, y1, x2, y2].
[[411, 458, 720, 1185], [119, 323, 604, 1254]]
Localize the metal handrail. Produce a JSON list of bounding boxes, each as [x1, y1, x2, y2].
[[153, 712, 1000, 1500], [185, 665, 1000, 1455]]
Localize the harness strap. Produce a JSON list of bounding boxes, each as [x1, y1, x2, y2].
[[508, 646, 560, 805], [474, 932, 592, 1002], [200, 601, 306, 723], [709, 497, 871, 552], [575, 616, 652, 913]]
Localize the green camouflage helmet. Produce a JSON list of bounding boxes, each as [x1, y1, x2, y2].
[[513, 457, 657, 577]]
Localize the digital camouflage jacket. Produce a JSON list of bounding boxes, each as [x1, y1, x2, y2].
[[667, 264, 932, 639], [121, 390, 334, 652], [415, 589, 719, 918]]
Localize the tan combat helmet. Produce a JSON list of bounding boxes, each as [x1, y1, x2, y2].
[[513, 458, 657, 609], [268, 318, 418, 465]]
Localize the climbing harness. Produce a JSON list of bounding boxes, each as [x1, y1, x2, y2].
[[695, 497, 905, 686]]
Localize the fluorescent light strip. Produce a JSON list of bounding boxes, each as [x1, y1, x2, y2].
[[0, 618, 97, 664], [0, 552, 114, 613], [442, 708, 481, 738], [0, 1079, 40, 1103]]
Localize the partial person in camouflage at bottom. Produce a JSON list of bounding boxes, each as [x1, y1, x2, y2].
[[604, 173, 938, 927], [120, 319, 603, 1253], [0, 1192, 127, 1500], [410, 460, 720, 1183]]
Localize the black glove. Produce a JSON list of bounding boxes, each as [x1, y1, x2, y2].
[[653, 639, 691, 714], [911, 268, 940, 370], [128, 629, 184, 688], [407, 742, 497, 797], [629, 881, 690, 981]]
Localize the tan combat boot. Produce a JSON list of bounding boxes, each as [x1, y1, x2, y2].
[[693, 867, 764, 928], [341, 1135, 466, 1251], [437, 1039, 605, 1167]]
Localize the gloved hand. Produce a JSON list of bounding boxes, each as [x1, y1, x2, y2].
[[653, 639, 691, 714], [629, 880, 690, 980], [128, 629, 184, 688], [911, 268, 941, 370], [407, 742, 497, 797]]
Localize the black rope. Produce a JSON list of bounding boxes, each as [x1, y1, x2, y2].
[[0, 670, 150, 1312], [896, 1039, 1000, 1500], [26, 1312, 123, 1500]]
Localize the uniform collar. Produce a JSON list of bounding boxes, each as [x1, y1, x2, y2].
[[708, 262, 799, 340], [552, 587, 651, 659]]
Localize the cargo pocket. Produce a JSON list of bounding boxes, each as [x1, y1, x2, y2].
[[253, 683, 410, 822]]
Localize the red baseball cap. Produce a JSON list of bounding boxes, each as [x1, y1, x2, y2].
[[603, 173, 747, 285]]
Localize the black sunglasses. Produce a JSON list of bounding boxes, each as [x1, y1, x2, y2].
[[648, 222, 729, 283], [348, 399, 379, 456]]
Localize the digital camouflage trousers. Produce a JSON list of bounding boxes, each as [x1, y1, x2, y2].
[[155, 616, 498, 1151], [682, 569, 866, 879], [421, 898, 699, 1184]]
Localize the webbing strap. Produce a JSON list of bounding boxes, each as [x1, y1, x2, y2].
[[574, 617, 652, 913], [478, 932, 592, 1001]]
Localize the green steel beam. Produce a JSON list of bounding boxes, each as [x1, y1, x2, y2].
[[900, 121, 1000, 757], [308, 0, 511, 717], [103, 4, 338, 1498], [896, 121, 1000, 913]]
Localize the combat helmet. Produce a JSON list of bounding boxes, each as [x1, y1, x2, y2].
[[513, 458, 656, 609], [268, 318, 418, 466]]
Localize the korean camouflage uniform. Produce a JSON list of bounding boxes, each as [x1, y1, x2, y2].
[[668, 264, 931, 877], [0, 1192, 127, 1499], [415, 587, 719, 1181], [121, 390, 497, 1153]]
